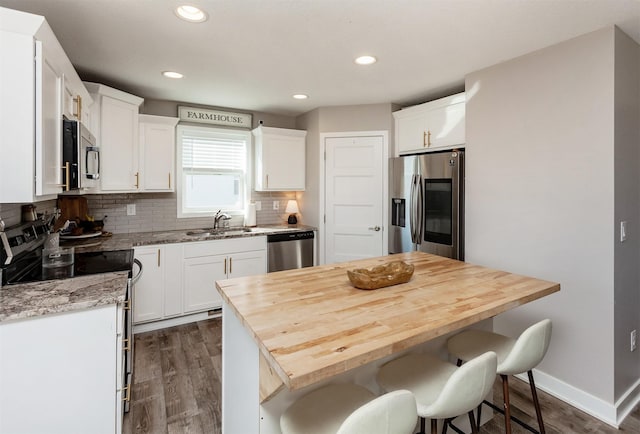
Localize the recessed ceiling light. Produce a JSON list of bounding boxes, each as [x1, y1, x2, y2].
[[355, 55, 377, 65], [292, 94, 308, 100], [175, 5, 208, 23], [162, 71, 184, 79]]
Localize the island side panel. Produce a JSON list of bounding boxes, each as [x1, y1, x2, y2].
[[222, 300, 260, 434]]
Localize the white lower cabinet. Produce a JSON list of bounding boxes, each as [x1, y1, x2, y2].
[[133, 243, 182, 323], [0, 304, 125, 434], [134, 237, 266, 326]]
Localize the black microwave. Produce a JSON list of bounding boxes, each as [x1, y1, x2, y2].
[[62, 119, 99, 190]]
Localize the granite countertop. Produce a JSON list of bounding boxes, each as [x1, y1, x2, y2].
[[0, 271, 129, 323], [0, 225, 315, 324], [60, 224, 316, 253]]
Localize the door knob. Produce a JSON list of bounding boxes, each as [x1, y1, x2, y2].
[[368, 226, 381, 231]]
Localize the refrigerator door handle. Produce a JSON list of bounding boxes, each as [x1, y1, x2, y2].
[[409, 174, 418, 244], [416, 175, 424, 245]]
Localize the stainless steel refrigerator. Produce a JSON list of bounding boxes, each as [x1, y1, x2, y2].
[[389, 150, 464, 260]]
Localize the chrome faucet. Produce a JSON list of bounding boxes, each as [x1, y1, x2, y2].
[[213, 210, 232, 229]]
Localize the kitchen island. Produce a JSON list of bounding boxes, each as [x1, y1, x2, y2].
[[216, 251, 560, 433]]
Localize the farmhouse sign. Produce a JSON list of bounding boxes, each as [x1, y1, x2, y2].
[[178, 106, 252, 128]]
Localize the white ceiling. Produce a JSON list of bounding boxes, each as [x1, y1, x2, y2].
[[2, 0, 639, 116]]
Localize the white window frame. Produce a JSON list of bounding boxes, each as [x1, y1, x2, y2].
[[176, 124, 252, 218]]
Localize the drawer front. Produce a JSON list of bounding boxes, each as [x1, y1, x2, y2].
[[183, 236, 267, 258]]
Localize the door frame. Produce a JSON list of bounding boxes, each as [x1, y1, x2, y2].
[[318, 130, 389, 265]]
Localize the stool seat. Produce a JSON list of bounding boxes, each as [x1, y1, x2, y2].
[[280, 383, 417, 434], [447, 319, 552, 434], [377, 352, 497, 434]]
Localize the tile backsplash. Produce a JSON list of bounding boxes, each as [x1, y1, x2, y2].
[[0, 191, 302, 234]]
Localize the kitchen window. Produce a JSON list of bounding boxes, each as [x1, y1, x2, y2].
[[177, 125, 250, 218]]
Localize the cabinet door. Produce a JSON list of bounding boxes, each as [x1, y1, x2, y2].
[[426, 101, 465, 149], [100, 96, 139, 191], [35, 42, 63, 196], [162, 243, 183, 318], [183, 254, 227, 313], [228, 250, 267, 279], [396, 110, 428, 154], [140, 122, 174, 191], [133, 247, 164, 323], [260, 134, 305, 190]]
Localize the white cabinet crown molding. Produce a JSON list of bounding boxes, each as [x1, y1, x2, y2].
[[392, 92, 466, 118], [84, 81, 143, 107], [139, 114, 179, 126]]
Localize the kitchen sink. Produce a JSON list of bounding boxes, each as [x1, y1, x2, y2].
[[185, 227, 255, 237]]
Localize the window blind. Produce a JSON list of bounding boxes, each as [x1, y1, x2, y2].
[[181, 128, 247, 172]]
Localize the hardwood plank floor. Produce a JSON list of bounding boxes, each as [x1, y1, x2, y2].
[[124, 318, 640, 434]]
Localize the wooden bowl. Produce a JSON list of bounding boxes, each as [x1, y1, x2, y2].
[[347, 261, 415, 290]]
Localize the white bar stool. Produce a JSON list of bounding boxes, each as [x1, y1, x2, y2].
[[280, 383, 417, 434], [376, 351, 498, 434], [446, 319, 552, 434]]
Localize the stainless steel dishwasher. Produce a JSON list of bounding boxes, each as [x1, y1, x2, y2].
[[267, 230, 314, 272]]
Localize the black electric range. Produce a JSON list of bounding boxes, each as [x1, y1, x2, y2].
[[0, 219, 133, 286]]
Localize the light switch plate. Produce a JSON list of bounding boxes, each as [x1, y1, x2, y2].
[[127, 204, 136, 216], [273, 201, 279, 211], [255, 201, 262, 211]]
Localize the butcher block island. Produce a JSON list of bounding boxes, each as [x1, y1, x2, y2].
[[215, 251, 560, 433]]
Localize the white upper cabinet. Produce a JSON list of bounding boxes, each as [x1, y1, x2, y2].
[[85, 83, 144, 192], [0, 8, 92, 203], [253, 126, 307, 191], [139, 115, 179, 192], [394, 92, 466, 155]]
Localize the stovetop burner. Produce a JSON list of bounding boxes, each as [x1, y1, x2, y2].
[[2, 248, 134, 286]]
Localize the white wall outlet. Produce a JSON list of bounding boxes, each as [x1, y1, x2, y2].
[[631, 330, 637, 352], [126, 204, 136, 216], [255, 201, 262, 211], [273, 201, 279, 211], [620, 221, 627, 242]]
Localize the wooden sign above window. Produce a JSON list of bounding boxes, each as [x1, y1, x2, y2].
[[178, 106, 252, 128]]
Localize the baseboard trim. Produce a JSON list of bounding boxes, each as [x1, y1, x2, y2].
[[133, 311, 221, 334], [515, 369, 640, 428]]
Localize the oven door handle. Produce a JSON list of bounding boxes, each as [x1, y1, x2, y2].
[[131, 258, 143, 285]]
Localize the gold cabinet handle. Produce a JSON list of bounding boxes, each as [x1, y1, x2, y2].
[[123, 299, 131, 311], [122, 384, 131, 402], [134, 172, 140, 188], [427, 130, 431, 147], [266, 174, 269, 189], [61, 162, 70, 191], [224, 257, 227, 275], [168, 172, 171, 189], [157, 249, 160, 267], [73, 95, 82, 121], [229, 257, 232, 275], [423, 131, 427, 147], [123, 338, 130, 351]]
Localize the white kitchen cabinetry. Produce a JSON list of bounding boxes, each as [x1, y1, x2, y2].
[[133, 244, 183, 323], [134, 237, 266, 329], [183, 237, 267, 313], [0, 304, 125, 434], [0, 8, 92, 203], [253, 126, 307, 191], [85, 82, 144, 192], [139, 114, 179, 192], [394, 92, 466, 155]]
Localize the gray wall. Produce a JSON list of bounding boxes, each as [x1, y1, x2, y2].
[[613, 28, 640, 399], [465, 25, 640, 421]]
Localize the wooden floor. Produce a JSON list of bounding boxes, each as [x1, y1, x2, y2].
[[124, 318, 640, 434]]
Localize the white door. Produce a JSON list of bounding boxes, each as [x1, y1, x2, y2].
[[324, 135, 385, 264]]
